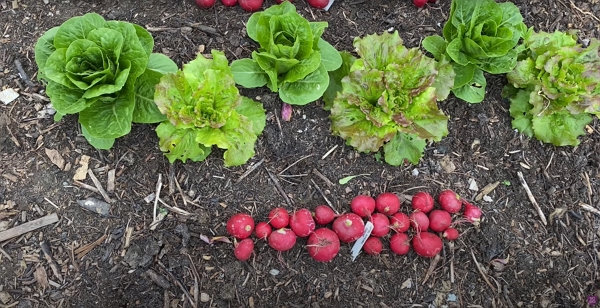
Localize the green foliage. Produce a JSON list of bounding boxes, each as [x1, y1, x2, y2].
[[329, 31, 455, 165], [503, 29, 600, 146], [422, 0, 526, 103], [34, 13, 176, 149], [230, 1, 342, 106], [154, 50, 266, 166]]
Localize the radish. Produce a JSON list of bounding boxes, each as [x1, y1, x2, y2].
[[289, 208, 316, 237], [375, 192, 400, 216], [268, 228, 297, 252], [268, 207, 289, 229], [350, 195, 376, 218], [389, 212, 410, 233], [412, 232, 443, 258], [313, 205, 336, 225], [411, 191, 434, 213], [443, 228, 459, 241], [226, 213, 255, 239], [239, 0, 263, 12], [389, 233, 410, 255], [363, 237, 383, 256], [412, 0, 427, 8], [196, 0, 216, 8], [428, 209, 452, 232], [463, 202, 482, 225], [369, 213, 390, 237], [332, 213, 365, 243], [306, 228, 340, 262], [254, 222, 272, 240], [221, 0, 237, 6], [234, 238, 254, 261], [438, 189, 462, 213], [307, 0, 328, 9], [410, 211, 429, 232]]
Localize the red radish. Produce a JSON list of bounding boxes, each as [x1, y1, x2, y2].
[[226, 213, 255, 239], [313, 205, 336, 225], [306, 228, 340, 262], [221, 0, 237, 6], [332, 213, 365, 243], [443, 228, 459, 241], [196, 0, 216, 8], [428, 209, 452, 232], [268, 207, 289, 229], [463, 202, 482, 225], [363, 237, 383, 256], [412, 232, 443, 258], [411, 191, 434, 213], [254, 222, 272, 240], [239, 0, 263, 11], [234, 238, 254, 261], [307, 0, 328, 9], [289, 208, 316, 237], [410, 211, 429, 232], [389, 212, 410, 233], [350, 195, 376, 218], [370, 213, 390, 237], [438, 189, 462, 213], [412, 0, 427, 8], [268, 228, 297, 252], [375, 192, 400, 216], [389, 233, 410, 255]]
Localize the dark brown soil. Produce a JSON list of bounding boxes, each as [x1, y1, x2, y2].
[[1, 0, 600, 307]]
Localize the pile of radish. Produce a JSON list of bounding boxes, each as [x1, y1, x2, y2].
[[196, 0, 330, 12], [225, 189, 482, 262]]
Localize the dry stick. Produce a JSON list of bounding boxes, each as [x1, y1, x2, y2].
[[278, 154, 315, 175], [421, 254, 441, 285], [14, 59, 35, 87], [236, 158, 265, 184], [153, 174, 163, 224], [266, 168, 293, 207], [516, 171, 547, 225], [569, 0, 600, 22], [580, 203, 600, 217], [74, 234, 107, 260], [87, 169, 113, 203], [40, 240, 63, 283], [73, 180, 100, 194], [158, 261, 197, 308], [470, 249, 497, 292], [174, 176, 187, 207], [188, 23, 220, 35], [0, 246, 13, 261], [310, 179, 338, 215], [321, 145, 338, 160], [158, 198, 192, 216], [187, 254, 201, 308], [0, 213, 59, 242], [312, 169, 334, 188]]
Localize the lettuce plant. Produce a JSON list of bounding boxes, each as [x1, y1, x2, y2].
[[328, 31, 455, 165], [422, 0, 526, 103], [230, 1, 342, 105], [154, 50, 266, 166], [502, 29, 600, 146], [34, 13, 176, 149]]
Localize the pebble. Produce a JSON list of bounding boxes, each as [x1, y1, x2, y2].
[[200, 293, 210, 302], [269, 269, 280, 276]]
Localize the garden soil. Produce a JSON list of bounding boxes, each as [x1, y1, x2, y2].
[[1, 0, 600, 307]]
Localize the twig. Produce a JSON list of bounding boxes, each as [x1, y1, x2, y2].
[[74, 234, 107, 259], [580, 203, 600, 217], [174, 176, 187, 207], [421, 254, 441, 285], [312, 169, 335, 187], [321, 144, 338, 160], [278, 154, 315, 175], [569, 0, 600, 22], [153, 174, 163, 223], [187, 254, 201, 308], [14, 59, 34, 87], [0, 246, 12, 261], [470, 249, 497, 292], [40, 240, 63, 282], [310, 179, 338, 215], [265, 168, 293, 207], [0, 213, 59, 242], [236, 158, 264, 183], [188, 23, 221, 35], [158, 198, 193, 216], [87, 169, 113, 203], [73, 180, 100, 194], [158, 261, 197, 308], [44, 198, 59, 209], [516, 171, 547, 225]]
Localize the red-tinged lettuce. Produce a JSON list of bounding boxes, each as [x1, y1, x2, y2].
[[503, 29, 600, 146], [329, 31, 455, 165], [154, 50, 266, 166]]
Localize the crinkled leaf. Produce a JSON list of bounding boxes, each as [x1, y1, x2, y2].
[[79, 85, 135, 139], [53, 13, 106, 48], [531, 111, 592, 146], [235, 97, 267, 136], [353, 31, 407, 71], [383, 133, 427, 166], [81, 124, 115, 150], [156, 122, 212, 164], [506, 87, 534, 137], [34, 27, 59, 79], [279, 64, 329, 105], [46, 81, 88, 115]]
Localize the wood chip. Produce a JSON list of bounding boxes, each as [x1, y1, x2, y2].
[[0, 213, 59, 242], [44, 148, 65, 170], [107, 169, 116, 193], [475, 181, 500, 201], [72, 155, 90, 181]]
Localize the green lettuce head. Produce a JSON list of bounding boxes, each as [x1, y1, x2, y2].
[[34, 13, 176, 149], [329, 31, 455, 165], [503, 29, 600, 146]]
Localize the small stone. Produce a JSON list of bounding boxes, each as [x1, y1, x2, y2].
[[468, 178, 479, 191], [0, 291, 12, 304], [200, 293, 210, 303], [269, 269, 280, 276]]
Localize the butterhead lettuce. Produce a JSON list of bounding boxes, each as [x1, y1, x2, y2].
[[329, 31, 455, 165], [34, 13, 176, 149], [154, 50, 266, 166]]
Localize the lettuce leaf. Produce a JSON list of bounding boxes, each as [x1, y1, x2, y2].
[[503, 29, 600, 146], [154, 50, 266, 166], [330, 31, 454, 165]]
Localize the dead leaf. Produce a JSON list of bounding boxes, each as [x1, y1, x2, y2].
[[400, 278, 412, 289], [73, 155, 90, 181], [45, 148, 65, 170], [34, 265, 49, 290], [440, 155, 456, 173]]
